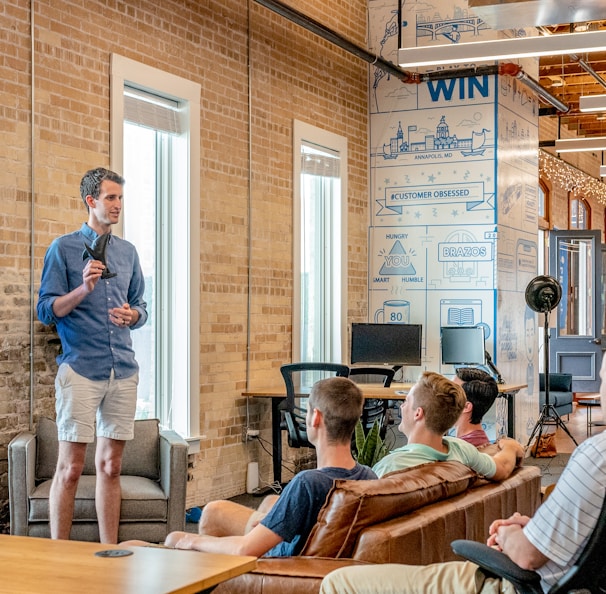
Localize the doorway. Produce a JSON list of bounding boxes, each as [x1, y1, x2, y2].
[[548, 230, 603, 393]]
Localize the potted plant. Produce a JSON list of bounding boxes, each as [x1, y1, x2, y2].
[[353, 419, 387, 467]]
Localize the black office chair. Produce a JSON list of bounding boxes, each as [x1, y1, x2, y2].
[[279, 362, 350, 448], [348, 366, 396, 436], [451, 492, 606, 594]]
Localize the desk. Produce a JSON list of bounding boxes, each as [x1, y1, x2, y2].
[[0, 534, 256, 594], [243, 382, 525, 484]]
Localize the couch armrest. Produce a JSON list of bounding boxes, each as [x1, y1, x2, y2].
[[8, 431, 37, 535], [159, 429, 188, 534], [213, 557, 372, 594]]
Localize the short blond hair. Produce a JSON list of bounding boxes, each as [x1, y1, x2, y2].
[[413, 371, 466, 435]]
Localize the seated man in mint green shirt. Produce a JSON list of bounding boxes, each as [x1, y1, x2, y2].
[[373, 371, 523, 480]]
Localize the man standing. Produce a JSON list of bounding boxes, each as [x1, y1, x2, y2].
[[37, 167, 147, 543], [372, 371, 523, 480]]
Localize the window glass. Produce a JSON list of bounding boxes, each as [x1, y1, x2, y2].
[[556, 236, 594, 337], [293, 121, 347, 373], [110, 54, 200, 441], [570, 197, 590, 230], [123, 123, 157, 419]]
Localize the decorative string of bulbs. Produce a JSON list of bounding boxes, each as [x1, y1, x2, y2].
[[539, 150, 606, 204]]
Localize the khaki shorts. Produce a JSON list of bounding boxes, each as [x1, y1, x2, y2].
[[319, 561, 517, 594], [55, 363, 138, 443]]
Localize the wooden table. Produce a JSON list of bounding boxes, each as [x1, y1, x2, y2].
[[243, 382, 526, 484], [0, 534, 256, 594]]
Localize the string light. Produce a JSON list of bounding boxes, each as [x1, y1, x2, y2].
[[539, 150, 606, 204]]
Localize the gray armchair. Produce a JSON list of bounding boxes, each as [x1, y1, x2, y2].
[[8, 417, 188, 543], [539, 372, 573, 418]]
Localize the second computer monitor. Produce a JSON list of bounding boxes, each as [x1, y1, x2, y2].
[[440, 325, 486, 366], [351, 323, 422, 366]]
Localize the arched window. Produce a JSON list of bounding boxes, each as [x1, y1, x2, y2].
[[569, 195, 591, 230]]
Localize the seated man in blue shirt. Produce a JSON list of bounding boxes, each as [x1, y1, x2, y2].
[[162, 376, 377, 557], [37, 167, 148, 544], [372, 371, 523, 480]]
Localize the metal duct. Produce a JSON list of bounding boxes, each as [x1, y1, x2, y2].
[[253, 0, 569, 113], [253, 0, 417, 84], [570, 54, 606, 91], [499, 63, 570, 113]]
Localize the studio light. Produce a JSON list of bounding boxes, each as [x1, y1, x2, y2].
[[524, 276, 577, 455], [555, 137, 606, 153], [398, 29, 606, 69], [579, 94, 606, 113]]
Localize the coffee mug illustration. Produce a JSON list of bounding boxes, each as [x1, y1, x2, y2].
[[374, 300, 410, 324]]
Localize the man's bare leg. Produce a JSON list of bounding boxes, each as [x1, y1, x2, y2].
[[244, 494, 279, 532], [198, 494, 279, 537], [199, 500, 257, 536], [95, 437, 126, 544], [49, 441, 88, 540], [257, 494, 279, 514]]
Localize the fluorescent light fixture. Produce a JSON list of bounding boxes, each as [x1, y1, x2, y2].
[[555, 137, 606, 153], [579, 94, 606, 113], [601, 165, 606, 177], [398, 30, 606, 68]]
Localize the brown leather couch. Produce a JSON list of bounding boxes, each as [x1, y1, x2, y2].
[[214, 461, 542, 594]]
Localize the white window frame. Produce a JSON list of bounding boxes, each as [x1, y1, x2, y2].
[[292, 120, 347, 363], [110, 54, 201, 448]]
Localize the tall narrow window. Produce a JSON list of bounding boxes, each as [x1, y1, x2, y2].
[[293, 120, 347, 370], [570, 196, 590, 230], [537, 180, 550, 275], [110, 55, 201, 444]]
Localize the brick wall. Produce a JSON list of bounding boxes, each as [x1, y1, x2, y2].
[[3, 0, 603, 520], [0, 0, 369, 512]]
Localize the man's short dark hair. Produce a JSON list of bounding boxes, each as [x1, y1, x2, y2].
[[309, 377, 363, 443], [80, 167, 125, 209], [456, 367, 498, 424]]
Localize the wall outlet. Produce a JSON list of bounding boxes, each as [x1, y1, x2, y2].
[[242, 427, 259, 441]]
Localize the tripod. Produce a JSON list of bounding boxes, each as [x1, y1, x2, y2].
[[526, 305, 578, 455]]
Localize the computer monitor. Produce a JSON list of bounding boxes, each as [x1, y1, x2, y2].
[[440, 325, 486, 366], [350, 323, 422, 366]]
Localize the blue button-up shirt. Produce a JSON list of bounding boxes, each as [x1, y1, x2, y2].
[[37, 223, 148, 381]]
